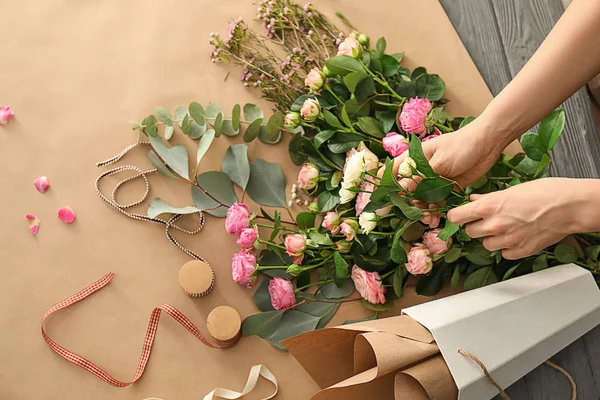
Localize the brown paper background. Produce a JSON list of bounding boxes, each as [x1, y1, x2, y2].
[[0, 0, 493, 399]]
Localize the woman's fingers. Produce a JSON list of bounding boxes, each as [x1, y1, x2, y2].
[[447, 197, 487, 225]]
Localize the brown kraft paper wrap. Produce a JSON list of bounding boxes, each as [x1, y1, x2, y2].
[[282, 316, 459, 400]]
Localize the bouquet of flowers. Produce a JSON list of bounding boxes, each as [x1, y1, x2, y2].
[[124, 0, 600, 349]]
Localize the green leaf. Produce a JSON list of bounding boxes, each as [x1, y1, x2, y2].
[[342, 315, 378, 325], [381, 55, 400, 77], [408, 136, 437, 176], [189, 121, 206, 139], [213, 113, 223, 137], [416, 263, 449, 296], [520, 132, 545, 161], [267, 111, 285, 141], [391, 52, 404, 62], [374, 37, 386, 59], [147, 198, 201, 219], [430, 107, 447, 124], [379, 110, 396, 133], [321, 280, 354, 299], [181, 114, 190, 134], [242, 310, 284, 338], [554, 243, 579, 263], [459, 117, 475, 129], [393, 267, 407, 298], [464, 240, 494, 266], [244, 118, 263, 142], [243, 103, 263, 121], [154, 106, 173, 126], [266, 310, 321, 349], [361, 299, 393, 312], [232, 104, 241, 131], [538, 108, 565, 151], [391, 224, 411, 263], [191, 171, 237, 217], [246, 159, 287, 207], [221, 119, 240, 136], [148, 135, 190, 180], [390, 193, 423, 220], [355, 77, 375, 102], [401, 222, 426, 242], [411, 67, 427, 80], [535, 153, 551, 177], [438, 221, 460, 240], [322, 110, 344, 129], [314, 130, 335, 148], [463, 266, 498, 291], [502, 263, 521, 281], [444, 247, 462, 263], [450, 266, 461, 290], [317, 191, 340, 212], [189, 102, 205, 126], [129, 120, 142, 130], [415, 74, 446, 101], [146, 115, 158, 136], [196, 129, 215, 165], [414, 178, 453, 203], [259, 123, 282, 144], [205, 103, 222, 119], [324, 56, 364, 76], [333, 252, 349, 287], [344, 71, 367, 92], [222, 144, 250, 190], [357, 116, 385, 138], [296, 212, 316, 230], [148, 150, 176, 179], [164, 125, 174, 140], [174, 106, 188, 128], [533, 254, 549, 272], [253, 279, 275, 312]]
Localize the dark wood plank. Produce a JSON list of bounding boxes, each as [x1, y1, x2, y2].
[[491, 0, 600, 179], [583, 325, 600, 396]]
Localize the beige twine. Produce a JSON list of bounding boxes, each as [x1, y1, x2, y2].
[[459, 349, 577, 400]]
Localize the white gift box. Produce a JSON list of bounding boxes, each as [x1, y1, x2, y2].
[[403, 263, 600, 400]]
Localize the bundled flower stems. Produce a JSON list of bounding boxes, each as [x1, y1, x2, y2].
[[123, 0, 600, 347]]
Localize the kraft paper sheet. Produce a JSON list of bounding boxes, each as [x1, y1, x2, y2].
[[0, 0, 496, 399], [282, 316, 458, 400]]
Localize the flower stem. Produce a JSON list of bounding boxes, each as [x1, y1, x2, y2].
[[259, 239, 287, 250], [360, 61, 404, 101], [295, 278, 334, 292]]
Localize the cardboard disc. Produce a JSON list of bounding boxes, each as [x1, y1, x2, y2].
[[178, 260, 214, 298], [207, 306, 242, 344]]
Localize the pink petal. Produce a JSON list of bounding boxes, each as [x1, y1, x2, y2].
[[58, 206, 76, 223], [33, 176, 50, 193], [0, 106, 15, 125], [25, 214, 40, 235]]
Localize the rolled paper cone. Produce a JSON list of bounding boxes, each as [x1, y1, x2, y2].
[[207, 306, 241, 346], [178, 260, 215, 298], [394, 355, 458, 400]]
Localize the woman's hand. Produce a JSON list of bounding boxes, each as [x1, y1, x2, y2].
[[447, 178, 595, 259], [392, 118, 509, 187]]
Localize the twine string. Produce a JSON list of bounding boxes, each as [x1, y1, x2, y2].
[[459, 349, 577, 400]]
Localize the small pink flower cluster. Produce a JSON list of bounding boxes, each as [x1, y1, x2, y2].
[[226, 202, 259, 288], [405, 229, 452, 275]]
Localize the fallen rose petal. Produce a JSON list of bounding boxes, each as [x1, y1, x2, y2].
[[33, 176, 50, 193], [0, 106, 15, 125], [25, 214, 40, 235], [58, 206, 76, 223]]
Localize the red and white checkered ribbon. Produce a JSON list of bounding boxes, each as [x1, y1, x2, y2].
[[41, 272, 225, 387]]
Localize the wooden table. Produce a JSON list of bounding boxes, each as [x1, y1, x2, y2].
[[439, 0, 600, 398]]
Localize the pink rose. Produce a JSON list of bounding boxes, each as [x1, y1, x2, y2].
[[268, 277, 296, 310], [355, 180, 375, 215], [399, 98, 432, 137], [284, 234, 306, 263], [322, 211, 340, 234], [0, 106, 15, 125], [382, 132, 409, 157], [236, 227, 258, 249], [405, 244, 433, 275], [297, 163, 319, 190], [305, 68, 324, 92], [339, 219, 358, 241], [231, 251, 257, 287], [399, 175, 422, 193], [422, 229, 452, 255], [351, 265, 386, 304], [423, 127, 442, 142], [337, 36, 362, 58], [225, 202, 251, 235]]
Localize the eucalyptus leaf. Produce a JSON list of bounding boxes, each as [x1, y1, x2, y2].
[[221, 120, 240, 136], [213, 113, 223, 137], [244, 118, 263, 142], [253, 279, 275, 312], [191, 171, 237, 217], [181, 114, 190, 134], [266, 310, 321, 349], [321, 280, 354, 299], [146, 114, 158, 136], [164, 125, 174, 140], [148, 150, 176, 179], [147, 198, 201, 219], [149, 135, 190, 180], [243, 103, 264, 121], [222, 144, 250, 190], [174, 106, 188, 127], [205, 103, 222, 119], [189, 102, 205, 125], [361, 299, 393, 312], [232, 104, 241, 130], [242, 310, 284, 338], [196, 129, 215, 164], [259, 123, 282, 144], [154, 106, 173, 126], [246, 159, 287, 207], [189, 121, 206, 139], [266, 111, 285, 141]]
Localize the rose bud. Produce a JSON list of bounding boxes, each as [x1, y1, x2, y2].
[[335, 240, 352, 253], [297, 163, 319, 191], [397, 156, 417, 178], [322, 211, 341, 234], [359, 212, 377, 234], [284, 111, 301, 129], [337, 36, 362, 58], [405, 243, 433, 275], [300, 98, 321, 122], [236, 227, 258, 249], [284, 233, 306, 262], [357, 33, 370, 46], [382, 132, 409, 157], [286, 263, 304, 276], [304, 68, 325, 93], [339, 219, 358, 241], [422, 228, 452, 255]]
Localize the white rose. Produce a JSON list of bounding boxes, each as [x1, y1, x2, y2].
[[398, 156, 417, 178], [357, 142, 379, 171], [339, 181, 357, 204], [300, 98, 321, 122], [359, 212, 377, 234], [343, 149, 366, 186]]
